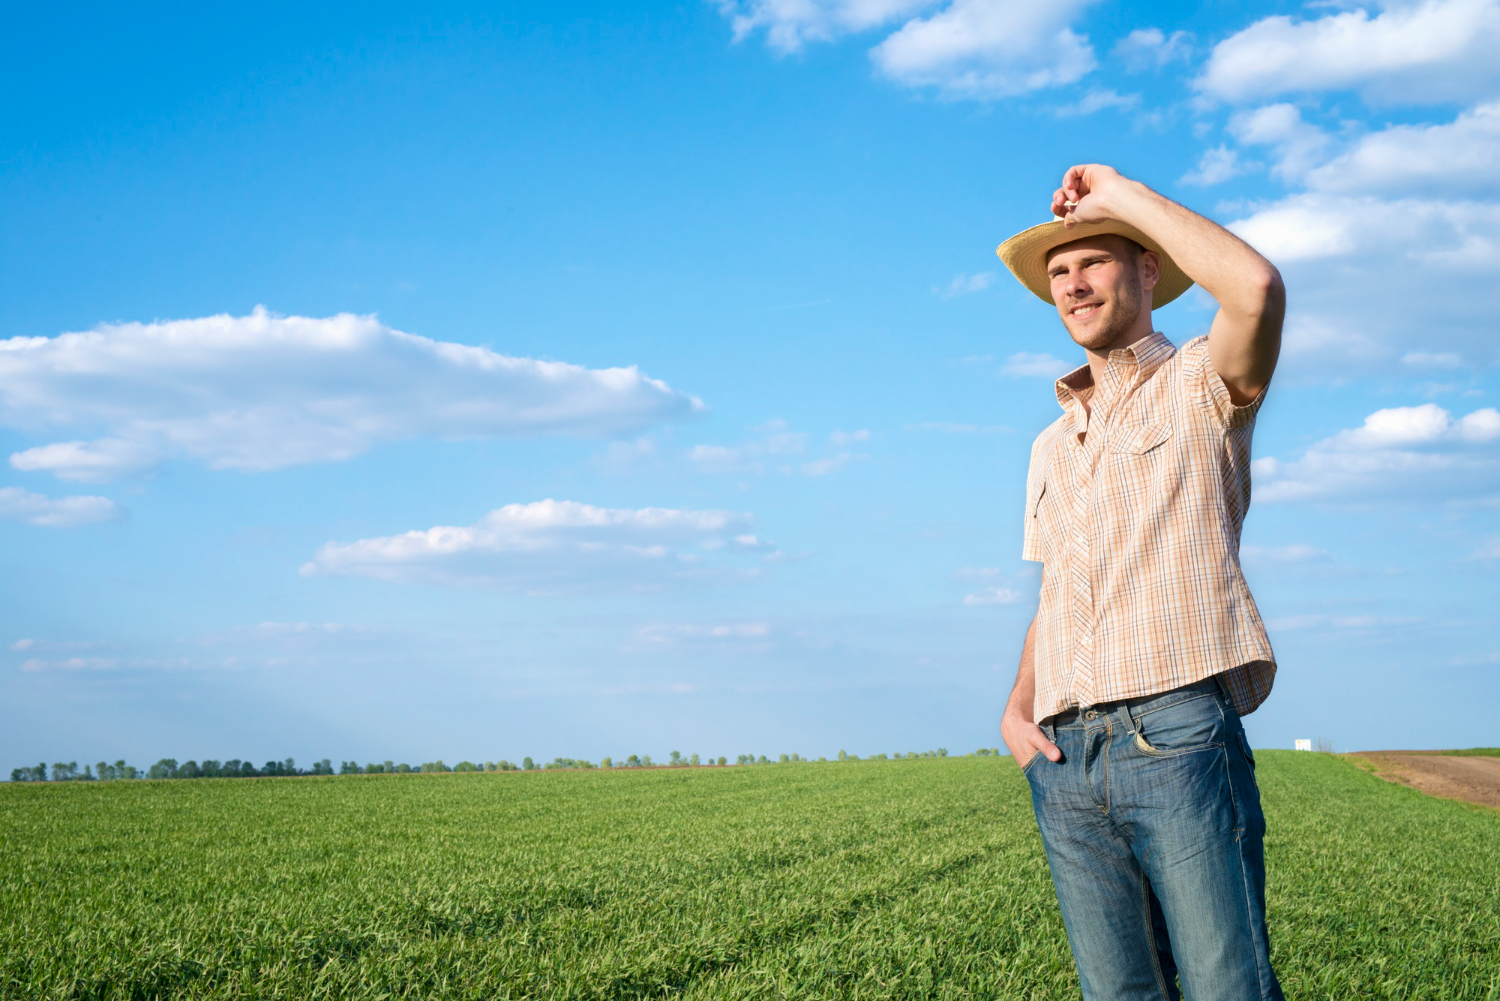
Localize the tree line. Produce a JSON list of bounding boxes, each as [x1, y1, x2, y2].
[[12, 747, 1002, 781]]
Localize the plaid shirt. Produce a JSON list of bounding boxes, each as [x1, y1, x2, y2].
[[1022, 331, 1276, 722]]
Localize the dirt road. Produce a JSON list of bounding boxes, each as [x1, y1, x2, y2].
[[1353, 752, 1500, 810]]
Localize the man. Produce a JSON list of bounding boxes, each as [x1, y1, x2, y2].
[[996, 163, 1286, 1001]]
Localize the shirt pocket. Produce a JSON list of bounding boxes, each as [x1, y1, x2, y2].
[[1108, 420, 1173, 455]]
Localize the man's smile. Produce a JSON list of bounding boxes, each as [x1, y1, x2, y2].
[[1069, 302, 1103, 318]]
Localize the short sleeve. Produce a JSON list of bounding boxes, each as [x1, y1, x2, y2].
[[1183, 335, 1267, 429]]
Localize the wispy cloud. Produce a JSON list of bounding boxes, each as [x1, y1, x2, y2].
[[1113, 28, 1192, 71], [935, 271, 995, 298], [1001, 351, 1073, 378], [0, 486, 120, 527], [908, 421, 1013, 434], [300, 499, 776, 590]]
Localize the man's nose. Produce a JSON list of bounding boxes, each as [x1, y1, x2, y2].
[[1064, 272, 1092, 298]]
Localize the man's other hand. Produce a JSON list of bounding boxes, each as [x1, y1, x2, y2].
[[1001, 709, 1062, 770]]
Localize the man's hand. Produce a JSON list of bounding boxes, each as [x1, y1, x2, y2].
[[1050, 163, 1126, 229], [1002, 707, 1062, 770]]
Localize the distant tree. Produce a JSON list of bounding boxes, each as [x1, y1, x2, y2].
[[50, 762, 82, 781], [837, 750, 848, 761], [717, 756, 726, 766], [340, 761, 363, 775], [871, 753, 888, 760], [601, 756, 613, 769], [669, 750, 683, 766], [420, 761, 450, 773], [396, 763, 412, 773], [10, 763, 47, 782], [625, 755, 641, 768], [365, 763, 384, 773], [384, 760, 394, 773], [690, 753, 700, 766]]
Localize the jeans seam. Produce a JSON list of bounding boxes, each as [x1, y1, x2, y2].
[[1141, 871, 1174, 1001], [1225, 725, 1277, 1000]]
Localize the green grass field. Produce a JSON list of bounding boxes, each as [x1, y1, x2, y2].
[[2, 752, 1497, 1000]]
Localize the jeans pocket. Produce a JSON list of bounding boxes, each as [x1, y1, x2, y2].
[[1132, 695, 1227, 757], [1237, 730, 1257, 771], [1021, 749, 1046, 775]]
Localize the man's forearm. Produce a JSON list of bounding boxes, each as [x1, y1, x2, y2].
[[1006, 618, 1038, 723], [1095, 178, 1279, 324]]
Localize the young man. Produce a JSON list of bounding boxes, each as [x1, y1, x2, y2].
[[996, 164, 1286, 1001]]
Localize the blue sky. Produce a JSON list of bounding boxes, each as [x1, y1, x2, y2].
[[3, 0, 1497, 767]]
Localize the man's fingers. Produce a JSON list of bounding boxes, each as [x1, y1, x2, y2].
[[1042, 740, 1063, 762]]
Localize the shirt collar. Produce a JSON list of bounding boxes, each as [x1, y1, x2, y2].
[[1053, 331, 1175, 415]]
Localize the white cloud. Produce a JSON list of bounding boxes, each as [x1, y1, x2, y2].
[[1179, 145, 1247, 186], [636, 622, 772, 644], [715, 0, 938, 52], [801, 454, 854, 475], [909, 421, 1013, 433], [0, 307, 700, 482], [719, 0, 1101, 99], [1227, 189, 1500, 365], [300, 499, 775, 590], [1254, 403, 1500, 502], [1113, 28, 1192, 71], [1055, 89, 1140, 116], [1403, 351, 1463, 369], [964, 585, 1023, 605], [1239, 543, 1332, 563], [689, 421, 863, 476], [871, 0, 1098, 99], [1266, 614, 1412, 631], [1197, 0, 1500, 105], [0, 486, 119, 527], [20, 657, 120, 672], [1001, 351, 1073, 378], [1228, 104, 1330, 180], [935, 271, 996, 298], [1470, 536, 1500, 559], [1302, 101, 1500, 196]]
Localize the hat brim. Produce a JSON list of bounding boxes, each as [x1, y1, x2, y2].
[[996, 219, 1193, 310]]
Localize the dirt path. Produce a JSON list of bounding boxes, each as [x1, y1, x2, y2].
[[1353, 752, 1500, 810]]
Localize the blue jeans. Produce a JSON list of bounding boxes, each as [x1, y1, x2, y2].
[[1023, 678, 1283, 1001]]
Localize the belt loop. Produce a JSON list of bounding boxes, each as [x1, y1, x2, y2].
[[1117, 703, 1136, 735]]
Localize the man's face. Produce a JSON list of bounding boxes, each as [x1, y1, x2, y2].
[[1046, 235, 1159, 351]]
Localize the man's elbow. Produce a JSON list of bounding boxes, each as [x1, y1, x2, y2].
[[1222, 264, 1284, 332]]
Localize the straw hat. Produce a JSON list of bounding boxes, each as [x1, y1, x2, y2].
[[996, 218, 1193, 309]]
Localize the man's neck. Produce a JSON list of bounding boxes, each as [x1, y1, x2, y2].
[[1082, 316, 1155, 392]]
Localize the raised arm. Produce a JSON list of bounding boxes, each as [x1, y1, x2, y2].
[[1052, 164, 1285, 405]]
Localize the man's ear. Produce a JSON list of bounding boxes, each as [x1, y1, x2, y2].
[[1139, 250, 1161, 292]]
